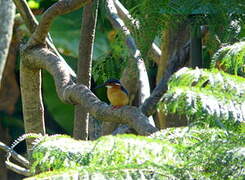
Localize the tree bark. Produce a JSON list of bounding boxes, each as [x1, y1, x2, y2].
[[20, 58, 45, 151], [0, 0, 15, 87], [73, 0, 99, 140]]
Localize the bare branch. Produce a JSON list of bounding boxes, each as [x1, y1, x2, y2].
[[106, 0, 151, 105], [22, 47, 157, 136], [0, 0, 15, 86], [29, 0, 91, 46], [140, 42, 190, 116], [113, 0, 161, 64], [140, 26, 209, 117], [74, 0, 99, 140], [0, 142, 30, 168]]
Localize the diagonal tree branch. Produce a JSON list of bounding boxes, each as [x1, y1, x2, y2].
[[74, 0, 99, 140], [140, 42, 190, 117], [113, 0, 161, 64], [5, 161, 31, 176], [140, 26, 209, 117], [105, 0, 151, 106]]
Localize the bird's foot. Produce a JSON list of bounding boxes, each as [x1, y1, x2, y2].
[[111, 106, 122, 109]]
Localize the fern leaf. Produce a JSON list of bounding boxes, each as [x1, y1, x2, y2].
[[159, 68, 245, 131], [211, 41, 245, 77]]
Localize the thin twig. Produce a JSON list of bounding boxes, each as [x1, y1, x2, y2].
[[12, 0, 38, 33]]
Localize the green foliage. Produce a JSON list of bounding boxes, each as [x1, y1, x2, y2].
[[26, 127, 244, 179], [151, 127, 245, 179], [49, 9, 110, 58], [27, 0, 39, 9], [158, 68, 245, 131], [122, 0, 245, 66], [211, 41, 245, 77], [27, 0, 57, 10]]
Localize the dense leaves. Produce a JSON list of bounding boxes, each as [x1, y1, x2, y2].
[[158, 68, 245, 131], [211, 41, 245, 77], [24, 127, 244, 179]]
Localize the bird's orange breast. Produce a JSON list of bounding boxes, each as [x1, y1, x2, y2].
[[107, 87, 129, 106]]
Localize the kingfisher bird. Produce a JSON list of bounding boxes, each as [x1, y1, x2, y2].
[[95, 79, 129, 108]]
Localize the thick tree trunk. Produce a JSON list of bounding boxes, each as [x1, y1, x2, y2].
[[73, 0, 99, 140]]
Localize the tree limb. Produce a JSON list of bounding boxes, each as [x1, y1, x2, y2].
[[20, 55, 45, 151], [74, 0, 99, 140], [0, 0, 15, 87], [105, 0, 151, 105], [113, 0, 161, 64], [140, 42, 190, 116], [29, 0, 91, 46], [12, 0, 38, 33], [5, 161, 31, 176], [140, 26, 209, 117]]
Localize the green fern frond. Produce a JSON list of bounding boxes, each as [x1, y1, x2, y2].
[[211, 41, 245, 77], [26, 128, 244, 179], [158, 68, 245, 131]]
